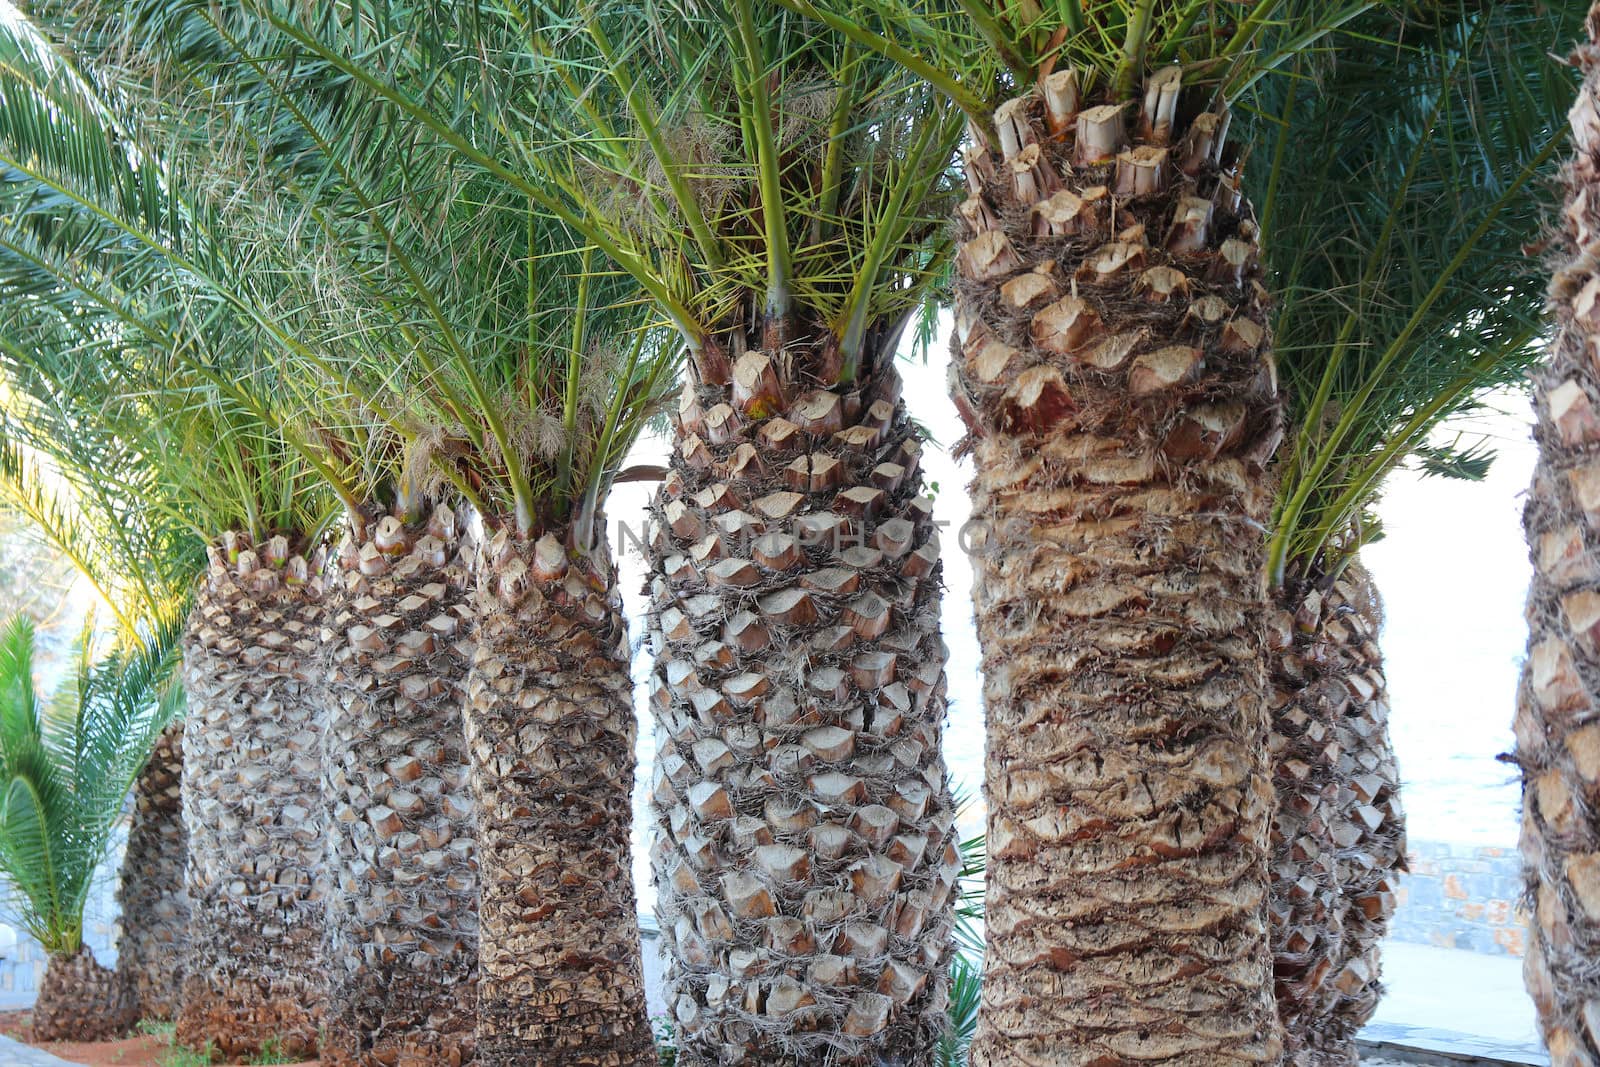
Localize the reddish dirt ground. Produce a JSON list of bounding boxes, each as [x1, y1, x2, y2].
[[0, 1010, 319, 1066]]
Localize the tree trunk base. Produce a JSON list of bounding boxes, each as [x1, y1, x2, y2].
[[116, 722, 189, 1022], [176, 960, 321, 1060], [175, 536, 331, 1061], [319, 509, 478, 1067], [33, 947, 136, 1043], [321, 1030, 475, 1067], [955, 81, 1283, 1067], [465, 530, 655, 1067]]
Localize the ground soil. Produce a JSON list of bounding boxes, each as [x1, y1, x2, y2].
[[0, 1010, 319, 1066]]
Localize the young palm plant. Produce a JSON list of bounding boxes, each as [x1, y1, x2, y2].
[[0, 613, 181, 1041], [232, 2, 971, 1061], [1512, 5, 1600, 1062], [0, 327, 203, 1025], [1248, 6, 1577, 1063]]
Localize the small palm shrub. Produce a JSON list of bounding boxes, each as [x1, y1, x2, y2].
[[0, 614, 180, 1040]]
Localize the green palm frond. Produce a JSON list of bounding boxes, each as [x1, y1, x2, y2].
[[149, 0, 965, 397], [0, 12, 366, 549], [771, 0, 1378, 119], [952, 830, 986, 958], [1254, 1, 1580, 584], [0, 613, 179, 956], [937, 952, 982, 1067], [28, 0, 684, 538]]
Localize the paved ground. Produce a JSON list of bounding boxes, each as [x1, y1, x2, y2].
[[0, 940, 1543, 1067], [1372, 941, 1536, 1043], [0, 1034, 74, 1066]]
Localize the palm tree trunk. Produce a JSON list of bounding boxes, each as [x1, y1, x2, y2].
[[176, 533, 331, 1061], [1518, 9, 1600, 1062], [320, 506, 478, 1067], [463, 526, 654, 1065], [955, 80, 1284, 1067], [115, 721, 190, 1022], [646, 353, 959, 1066], [1270, 561, 1404, 1067], [34, 945, 136, 1042]]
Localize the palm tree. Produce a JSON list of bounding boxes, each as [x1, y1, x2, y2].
[[1248, 6, 1577, 1062], [769, 2, 1381, 1059], [1514, 6, 1600, 1062], [215, 3, 971, 1060], [35, 4, 683, 1058], [117, 721, 188, 1022], [0, 18, 377, 1052], [0, 614, 181, 1041]]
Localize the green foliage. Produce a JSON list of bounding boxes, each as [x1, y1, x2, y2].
[[20, 1, 684, 540], [1412, 436, 1496, 482], [952, 831, 986, 959], [653, 1015, 678, 1066], [155, 0, 965, 399], [247, 1038, 297, 1065], [937, 953, 982, 1067], [0, 334, 206, 636], [0, 13, 359, 551], [772, 0, 1377, 118], [0, 614, 180, 957], [1252, 1, 1581, 583], [157, 1047, 214, 1067], [156, 1037, 216, 1067]]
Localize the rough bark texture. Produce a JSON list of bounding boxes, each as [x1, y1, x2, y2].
[[33, 946, 137, 1042], [1270, 562, 1404, 1067], [115, 721, 190, 1022], [463, 526, 653, 1065], [320, 506, 478, 1067], [646, 342, 958, 1065], [954, 77, 1284, 1067], [1518, 10, 1600, 1064], [176, 533, 331, 1060]]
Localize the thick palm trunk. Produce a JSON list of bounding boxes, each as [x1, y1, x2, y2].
[[646, 352, 958, 1066], [1518, 10, 1600, 1063], [1270, 562, 1404, 1067], [115, 721, 190, 1022], [176, 534, 331, 1060], [954, 79, 1284, 1067], [34, 945, 136, 1042], [320, 506, 478, 1067], [462, 527, 653, 1065]]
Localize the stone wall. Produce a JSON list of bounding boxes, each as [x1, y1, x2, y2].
[[1389, 839, 1528, 957]]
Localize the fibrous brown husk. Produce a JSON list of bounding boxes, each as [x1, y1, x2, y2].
[[954, 75, 1285, 1067], [1270, 561, 1404, 1067], [647, 351, 958, 1065], [463, 526, 654, 1065], [34, 945, 137, 1043], [319, 506, 478, 1067], [1517, 9, 1600, 1065], [176, 533, 331, 1061], [115, 721, 190, 1022]]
